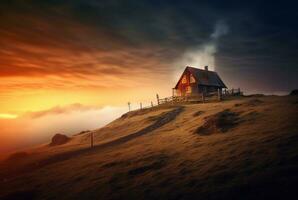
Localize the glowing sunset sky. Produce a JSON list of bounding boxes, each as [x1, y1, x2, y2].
[[0, 0, 297, 153]]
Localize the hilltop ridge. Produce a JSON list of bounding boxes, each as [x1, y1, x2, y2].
[[1, 95, 298, 200]]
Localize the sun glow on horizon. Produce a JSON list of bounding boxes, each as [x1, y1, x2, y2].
[[0, 113, 18, 119]]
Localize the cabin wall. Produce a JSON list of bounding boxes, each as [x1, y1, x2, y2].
[[199, 86, 221, 93], [175, 75, 222, 96], [176, 70, 199, 96]]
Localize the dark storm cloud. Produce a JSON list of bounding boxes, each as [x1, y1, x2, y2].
[[0, 0, 297, 92]]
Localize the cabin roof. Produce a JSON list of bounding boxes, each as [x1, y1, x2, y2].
[[174, 66, 227, 89]]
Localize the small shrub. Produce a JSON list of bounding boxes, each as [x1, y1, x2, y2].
[[196, 109, 239, 135]]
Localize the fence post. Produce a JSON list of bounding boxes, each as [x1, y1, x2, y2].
[[156, 94, 160, 105], [140, 102, 142, 110], [90, 132, 94, 148], [128, 102, 131, 111], [217, 88, 221, 101], [151, 101, 153, 107]]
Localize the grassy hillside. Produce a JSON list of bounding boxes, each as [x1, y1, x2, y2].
[[1, 96, 298, 200]]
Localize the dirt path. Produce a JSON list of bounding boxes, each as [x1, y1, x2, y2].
[[91, 106, 184, 150]]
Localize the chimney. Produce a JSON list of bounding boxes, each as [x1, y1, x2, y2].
[[204, 66, 208, 71]]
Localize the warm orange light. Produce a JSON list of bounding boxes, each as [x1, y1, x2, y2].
[[0, 113, 18, 119]]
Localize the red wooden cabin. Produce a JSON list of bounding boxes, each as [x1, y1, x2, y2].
[[173, 66, 227, 97]]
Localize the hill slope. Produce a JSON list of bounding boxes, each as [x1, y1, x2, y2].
[[1, 96, 298, 200]]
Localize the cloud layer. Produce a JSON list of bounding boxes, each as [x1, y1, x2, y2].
[[1, 1, 297, 96], [0, 104, 127, 154], [1, 1, 298, 90]]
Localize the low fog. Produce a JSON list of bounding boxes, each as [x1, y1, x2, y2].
[[0, 104, 128, 155]]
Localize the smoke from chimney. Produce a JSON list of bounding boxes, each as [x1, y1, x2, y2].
[[175, 20, 229, 72]]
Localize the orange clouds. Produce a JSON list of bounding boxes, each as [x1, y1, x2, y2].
[[0, 2, 183, 117], [0, 42, 174, 113]]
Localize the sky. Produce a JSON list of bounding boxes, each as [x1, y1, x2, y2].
[[0, 0, 298, 153]]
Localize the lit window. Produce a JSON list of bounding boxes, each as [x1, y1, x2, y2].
[[190, 74, 196, 83], [186, 86, 192, 93], [181, 75, 187, 84]]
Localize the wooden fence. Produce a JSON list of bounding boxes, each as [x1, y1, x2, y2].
[[127, 88, 242, 111], [158, 91, 220, 105], [222, 88, 242, 96], [157, 88, 242, 105]]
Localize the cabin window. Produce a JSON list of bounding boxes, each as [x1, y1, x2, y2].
[[190, 74, 196, 83], [181, 75, 187, 84], [186, 86, 192, 93]]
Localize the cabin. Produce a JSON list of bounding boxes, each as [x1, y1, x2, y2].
[[173, 66, 227, 97]]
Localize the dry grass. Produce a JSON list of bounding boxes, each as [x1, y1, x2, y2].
[[193, 110, 205, 117], [234, 98, 264, 107], [0, 96, 298, 200], [6, 152, 29, 161]]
